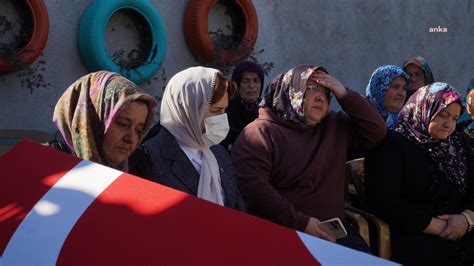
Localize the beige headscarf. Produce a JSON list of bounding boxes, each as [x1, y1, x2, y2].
[[160, 67, 224, 205]]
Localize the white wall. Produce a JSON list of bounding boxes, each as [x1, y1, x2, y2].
[[1, 0, 473, 133]]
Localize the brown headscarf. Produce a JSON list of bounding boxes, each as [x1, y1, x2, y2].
[[260, 65, 330, 127]]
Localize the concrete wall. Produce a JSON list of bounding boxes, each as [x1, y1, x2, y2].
[[0, 0, 473, 133]]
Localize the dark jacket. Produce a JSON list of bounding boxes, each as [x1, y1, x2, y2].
[[129, 128, 245, 212], [45, 132, 74, 155], [365, 130, 474, 265], [457, 120, 474, 154], [221, 97, 259, 152]]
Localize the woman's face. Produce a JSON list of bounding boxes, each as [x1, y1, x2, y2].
[[102, 101, 149, 168], [428, 103, 461, 140], [405, 64, 426, 92], [205, 91, 228, 118], [239, 71, 261, 103], [383, 76, 407, 113], [467, 90, 474, 119], [303, 79, 329, 126]]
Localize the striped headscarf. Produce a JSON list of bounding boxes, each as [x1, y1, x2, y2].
[[458, 78, 474, 136], [402, 56, 435, 85]]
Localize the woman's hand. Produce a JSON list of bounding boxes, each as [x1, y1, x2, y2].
[[311, 71, 347, 99], [423, 217, 447, 236], [304, 217, 336, 242], [437, 214, 469, 240]]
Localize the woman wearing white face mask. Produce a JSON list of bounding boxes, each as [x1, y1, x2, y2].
[[129, 67, 245, 211]]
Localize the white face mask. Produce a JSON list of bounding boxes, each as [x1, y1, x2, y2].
[[202, 113, 230, 147]]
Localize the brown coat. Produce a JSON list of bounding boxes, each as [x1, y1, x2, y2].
[[231, 89, 386, 231]]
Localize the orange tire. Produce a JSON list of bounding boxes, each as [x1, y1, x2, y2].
[[0, 0, 49, 74], [184, 0, 258, 65]]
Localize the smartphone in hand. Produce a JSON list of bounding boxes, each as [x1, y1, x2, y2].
[[318, 218, 348, 240]]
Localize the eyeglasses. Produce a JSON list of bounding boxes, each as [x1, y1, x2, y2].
[[407, 71, 425, 79], [306, 84, 330, 97]]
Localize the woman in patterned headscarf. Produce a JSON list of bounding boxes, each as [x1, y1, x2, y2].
[[366, 82, 474, 266], [457, 78, 474, 150], [231, 65, 386, 252], [366, 65, 409, 128], [402, 56, 435, 98], [48, 71, 157, 171]]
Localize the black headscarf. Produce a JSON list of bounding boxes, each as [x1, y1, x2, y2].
[[221, 61, 265, 151]]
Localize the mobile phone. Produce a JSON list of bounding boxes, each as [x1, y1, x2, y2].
[[318, 218, 348, 239]]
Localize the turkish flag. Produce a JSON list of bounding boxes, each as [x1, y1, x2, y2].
[[0, 141, 396, 265]]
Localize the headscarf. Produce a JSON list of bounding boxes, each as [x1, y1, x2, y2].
[[231, 60, 265, 111], [232, 61, 265, 94], [53, 71, 157, 170], [458, 78, 474, 137], [402, 56, 435, 85], [160, 66, 225, 206], [222, 61, 265, 150], [395, 82, 468, 193], [260, 65, 330, 127], [366, 65, 409, 128]]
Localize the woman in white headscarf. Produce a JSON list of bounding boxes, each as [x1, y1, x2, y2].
[[129, 67, 245, 211]]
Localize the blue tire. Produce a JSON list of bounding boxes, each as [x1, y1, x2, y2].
[[78, 0, 166, 84]]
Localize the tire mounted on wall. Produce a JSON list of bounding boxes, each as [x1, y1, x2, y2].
[[0, 0, 49, 74], [184, 0, 258, 65], [78, 0, 166, 84]]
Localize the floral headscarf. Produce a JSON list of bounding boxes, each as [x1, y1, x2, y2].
[[366, 65, 409, 128], [396, 82, 468, 193], [53, 71, 157, 169], [260, 65, 330, 127], [402, 56, 435, 85]]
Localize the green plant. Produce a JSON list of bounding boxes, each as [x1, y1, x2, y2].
[[17, 56, 49, 94], [200, 2, 274, 77], [204, 27, 274, 77], [0, 15, 49, 94], [0, 15, 30, 69], [108, 9, 154, 81]]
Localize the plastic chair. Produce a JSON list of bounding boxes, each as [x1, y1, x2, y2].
[[0, 129, 50, 155], [345, 208, 370, 246], [344, 158, 391, 259]]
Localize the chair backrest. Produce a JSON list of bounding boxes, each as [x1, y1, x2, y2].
[[345, 157, 392, 259], [345, 158, 367, 210], [0, 129, 51, 156]]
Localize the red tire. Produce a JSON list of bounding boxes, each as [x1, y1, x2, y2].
[[184, 0, 258, 65], [0, 0, 49, 74]]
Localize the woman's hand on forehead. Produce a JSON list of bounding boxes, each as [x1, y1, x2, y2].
[[310, 71, 347, 99]]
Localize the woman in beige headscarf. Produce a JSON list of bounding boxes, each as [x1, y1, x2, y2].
[[129, 67, 245, 211]]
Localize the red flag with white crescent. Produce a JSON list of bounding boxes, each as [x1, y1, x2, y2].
[[0, 141, 397, 265]]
